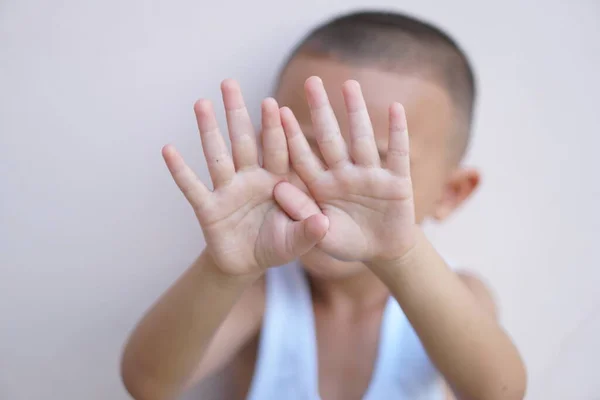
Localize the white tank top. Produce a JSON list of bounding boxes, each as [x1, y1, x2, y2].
[[246, 262, 444, 400]]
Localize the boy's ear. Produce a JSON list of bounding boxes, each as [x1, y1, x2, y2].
[[432, 167, 480, 221]]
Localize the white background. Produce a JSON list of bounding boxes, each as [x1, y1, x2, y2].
[[1, 0, 599, 399]]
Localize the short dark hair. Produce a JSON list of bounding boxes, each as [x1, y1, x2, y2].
[[278, 10, 477, 160]]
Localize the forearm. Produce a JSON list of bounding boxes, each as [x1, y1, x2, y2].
[[121, 250, 260, 400], [368, 229, 526, 400]]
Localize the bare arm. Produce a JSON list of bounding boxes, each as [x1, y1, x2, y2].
[[444, 273, 499, 400], [368, 231, 527, 400], [186, 272, 265, 384], [121, 252, 263, 400]]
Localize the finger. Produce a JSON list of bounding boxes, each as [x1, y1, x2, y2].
[[194, 99, 236, 188], [280, 106, 324, 184], [387, 102, 411, 177], [342, 80, 380, 167], [285, 213, 329, 257], [273, 181, 321, 221], [304, 76, 350, 169], [221, 79, 259, 170], [261, 98, 288, 175], [162, 144, 210, 209]]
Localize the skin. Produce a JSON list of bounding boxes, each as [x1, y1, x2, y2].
[[121, 55, 526, 400]]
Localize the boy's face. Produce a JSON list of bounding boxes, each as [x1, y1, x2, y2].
[[275, 55, 478, 278]]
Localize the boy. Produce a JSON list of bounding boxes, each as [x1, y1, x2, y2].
[[121, 11, 526, 400]]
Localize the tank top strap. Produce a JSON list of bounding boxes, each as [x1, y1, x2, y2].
[[246, 263, 320, 400]]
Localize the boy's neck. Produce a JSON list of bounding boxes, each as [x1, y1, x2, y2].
[[307, 266, 389, 313]]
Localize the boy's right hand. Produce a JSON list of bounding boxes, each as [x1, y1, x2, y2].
[[162, 80, 329, 276]]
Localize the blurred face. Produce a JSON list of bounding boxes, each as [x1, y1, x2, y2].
[[275, 55, 472, 279]]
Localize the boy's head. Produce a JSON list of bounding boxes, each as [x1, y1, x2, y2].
[[274, 11, 480, 277]]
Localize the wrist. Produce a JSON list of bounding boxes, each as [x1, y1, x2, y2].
[[365, 228, 448, 297], [195, 249, 263, 289], [366, 226, 429, 272]]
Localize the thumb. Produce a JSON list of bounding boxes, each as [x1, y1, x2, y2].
[[273, 181, 321, 221], [285, 213, 329, 257]]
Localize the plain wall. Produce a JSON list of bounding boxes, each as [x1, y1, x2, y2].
[[1, 0, 599, 399]]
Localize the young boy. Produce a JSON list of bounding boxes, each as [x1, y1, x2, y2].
[[121, 11, 526, 400]]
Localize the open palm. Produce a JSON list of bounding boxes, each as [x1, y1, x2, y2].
[[162, 80, 328, 276], [275, 77, 417, 263]]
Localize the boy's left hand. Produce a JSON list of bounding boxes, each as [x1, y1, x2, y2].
[[274, 76, 417, 263]]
